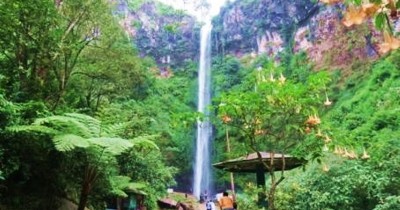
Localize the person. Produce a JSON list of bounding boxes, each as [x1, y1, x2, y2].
[[218, 191, 234, 210], [206, 199, 215, 210]]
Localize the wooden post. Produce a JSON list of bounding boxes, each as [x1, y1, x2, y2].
[[256, 164, 267, 208], [225, 126, 235, 198]]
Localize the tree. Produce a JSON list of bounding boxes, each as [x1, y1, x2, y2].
[[0, 0, 122, 109], [68, 38, 152, 111], [216, 64, 331, 210], [8, 113, 157, 210]]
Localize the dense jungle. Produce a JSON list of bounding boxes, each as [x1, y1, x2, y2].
[[0, 0, 399, 210]]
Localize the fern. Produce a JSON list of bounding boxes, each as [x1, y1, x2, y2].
[[64, 113, 101, 137], [33, 115, 93, 138], [53, 134, 90, 152], [88, 137, 133, 155], [126, 182, 147, 195], [101, 122, 128, 137], [7, 125, 59, 135], [110, 176, 131, 197], [109, 176, 147, 197], [131, 135, 160, 151], [9, 113, 142, 156]]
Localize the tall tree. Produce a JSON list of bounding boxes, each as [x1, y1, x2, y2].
[[0, 0, 123, 109], [8, 113, 157, 210], [217, 65, 331, 210]]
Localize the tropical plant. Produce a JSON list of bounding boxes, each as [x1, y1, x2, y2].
[[7, 113, 157, 210], [216, 62, 331, 210]]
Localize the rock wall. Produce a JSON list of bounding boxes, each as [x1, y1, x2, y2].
[[212, 0, 316, 57], [212, 0, 390, 71], [113, 0, 200, 71]]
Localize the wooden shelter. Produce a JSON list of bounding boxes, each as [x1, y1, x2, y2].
[[213, 152, 306, 207], [213, 152, 305, 173]]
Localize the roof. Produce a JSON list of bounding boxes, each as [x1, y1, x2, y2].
[[213, 152, 306, 173], [158, 197, 177, 207]]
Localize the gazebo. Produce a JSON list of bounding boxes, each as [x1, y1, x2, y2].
[[213, 152, 306, 206]]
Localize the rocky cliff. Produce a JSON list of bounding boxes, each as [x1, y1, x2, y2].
[[211, 0, 392, 71], [212, 0, 316, 57], [113, 0, 200, 73]]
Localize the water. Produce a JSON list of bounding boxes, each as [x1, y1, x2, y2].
[[193, 21, 213, 199]]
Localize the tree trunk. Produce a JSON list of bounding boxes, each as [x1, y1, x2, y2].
[[268, 184, 276, 210], [77, 166, 98, 210], [77, 182, 89, 210]]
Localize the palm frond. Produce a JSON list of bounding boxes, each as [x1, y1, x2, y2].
[[53, 134, 90, 152], [88, 137, 133, 155], [6, 125, 59, 135]]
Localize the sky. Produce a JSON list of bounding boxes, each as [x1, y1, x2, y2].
[[158, 0, 231, 21]]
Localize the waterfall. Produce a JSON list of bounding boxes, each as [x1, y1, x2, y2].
[[193, 21, 213, 199]]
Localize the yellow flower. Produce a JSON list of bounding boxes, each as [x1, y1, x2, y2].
[[254, 129, 266, 136], [348, 150, 357, 159], [334, 146, 344, 155], [305, 126, 311, 134], [278, 73, 286, 84], [334, 146, 340, 154], [316, 128, 323, 137], [221, 115, 232, 123], [362, 3, 380, 17], [269, 73, 276, 82], [342, 6, 366, 27], [324, 96, 332, 106], [321, 0, 342, 5], [323, 144, 329, 152], [324, 134, 332, 143], [322, 163, 330, 172], [361, 148, 370, 160], [306, 114, 321, 126], [378, 32, 400, 54]]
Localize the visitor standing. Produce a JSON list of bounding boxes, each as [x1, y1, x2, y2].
[[218, 191, 234, 210], [206, 200, 215, 210]]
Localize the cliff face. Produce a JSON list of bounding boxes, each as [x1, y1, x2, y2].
[[114, 0, 200, 72], [212, 0, 316, 57], [212, 0, 387, 71]]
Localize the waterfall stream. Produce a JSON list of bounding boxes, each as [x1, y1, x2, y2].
[[193, 21, 213, 199]]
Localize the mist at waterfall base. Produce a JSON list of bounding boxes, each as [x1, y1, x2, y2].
[[193, 21, 213, 200]]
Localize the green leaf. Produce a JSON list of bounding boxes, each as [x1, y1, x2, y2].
[[101, 122, 127, 137], [33, 115, 93, 138], [110, 175, 131, 198], [353, 0, 362, 5], [7, 125, 58, 135], [126, 182, 147, 192], [131, 135, 160, 150], [375, 12, 386, 30], [64, 113, 101, 137], [53, 134, 90, 151], [88, 137, 133, 155]]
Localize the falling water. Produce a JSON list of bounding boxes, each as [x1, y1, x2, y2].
[[193, 21, 213, 199]]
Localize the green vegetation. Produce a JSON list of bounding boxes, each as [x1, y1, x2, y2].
[[211, 49, 400, 210], [0, 0, 196, 209], [127, 0, 150, 11], [1, 0, 400, 209]]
